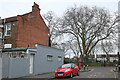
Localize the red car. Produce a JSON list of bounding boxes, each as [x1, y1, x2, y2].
[[55, 63, 79, 78]]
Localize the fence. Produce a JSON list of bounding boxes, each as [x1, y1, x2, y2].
[[2, 54, 30, 78]]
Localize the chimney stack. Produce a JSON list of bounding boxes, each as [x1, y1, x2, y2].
[[32, 2, 40, 12]]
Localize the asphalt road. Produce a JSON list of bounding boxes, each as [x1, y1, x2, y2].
[[75, 67, 118, 78], [22, 67, 119, 80]]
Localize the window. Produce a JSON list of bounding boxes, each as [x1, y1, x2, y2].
[[47, 55, 53, 61], [9, 52, 18, 58], [59, 64, 71, 68], [5, 24, 11, 36], [9, 52, 28, 58], [74, 64, 77, 67], [58, 56, 62, 61], [72, 64, 74, 67], [4, 44, 12, 48]]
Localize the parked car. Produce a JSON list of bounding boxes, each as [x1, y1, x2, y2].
[[55, 63, 79, 78]]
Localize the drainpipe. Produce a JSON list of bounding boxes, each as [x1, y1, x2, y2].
[[2, 19, 5, 50]]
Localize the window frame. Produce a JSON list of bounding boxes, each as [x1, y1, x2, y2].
[[58, 56, 62, 61], [47, 55, 53, 61], [5, 24, 12, 36]]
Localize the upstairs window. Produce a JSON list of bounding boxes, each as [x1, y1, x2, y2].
[[5, 24, 11, 36], [4, 44, 12, 48]]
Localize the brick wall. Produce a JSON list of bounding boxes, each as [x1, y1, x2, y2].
[[4, 3, 49, 48], [4, 22, 18, 48], [16, 3, 49, 48]]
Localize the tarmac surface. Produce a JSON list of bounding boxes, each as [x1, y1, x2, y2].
[[22, 67, 119, 79]]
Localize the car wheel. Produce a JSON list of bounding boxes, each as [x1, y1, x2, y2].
[[70, 72, 73, 78], [77, 71, 79, 76]]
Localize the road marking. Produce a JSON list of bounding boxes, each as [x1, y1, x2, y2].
[[110, 69, 118, 78], [88, 74, 97, 78], [89, 69, 94, 72], [110, 69, 114, 72], [114, 72, 117, 78]]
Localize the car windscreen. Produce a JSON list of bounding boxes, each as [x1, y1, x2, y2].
[[59, 64, 71, 68]]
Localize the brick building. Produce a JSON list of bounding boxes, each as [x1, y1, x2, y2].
[[0, 2, 49, 48]]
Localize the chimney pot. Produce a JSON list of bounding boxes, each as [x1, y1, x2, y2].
[[32, 2, 40, 12]]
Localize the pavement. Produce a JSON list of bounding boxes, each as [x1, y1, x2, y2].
[[23, 72, 55, 78]]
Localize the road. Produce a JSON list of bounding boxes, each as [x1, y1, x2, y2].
[[22, 67, 119, 80], [75, 67, 118, 78]]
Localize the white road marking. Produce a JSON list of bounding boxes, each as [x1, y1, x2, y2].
[[110, 69, 118, 78], [113, 72, 117, 78]]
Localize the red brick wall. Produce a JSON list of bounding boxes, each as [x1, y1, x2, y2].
[[16, 12, 49, 48], [16, 4, 49, 48], [4, 22, 18, 48], [4, 3, 49, 48]]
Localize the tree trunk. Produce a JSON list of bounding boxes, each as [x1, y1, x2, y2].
[[106, 54, 110, 62]]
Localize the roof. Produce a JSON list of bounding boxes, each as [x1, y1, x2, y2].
[[37, 44, 64, 51], [2, 47, 27, 52], [2, 47, 37, 52], [1, 16, 17, 23]]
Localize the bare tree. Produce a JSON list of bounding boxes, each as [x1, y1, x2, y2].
[[101, 40, 114, 62], [43, 11, 61, 47], [59, 6, 119, 62], [68, 40, 79, 57]]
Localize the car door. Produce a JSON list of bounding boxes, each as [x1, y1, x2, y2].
[[71, 64, 76, 74], [74, 64, 79, 74]]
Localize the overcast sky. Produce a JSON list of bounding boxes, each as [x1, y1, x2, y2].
[[0, 0, 119, 57], [0, 0, 120, 19]]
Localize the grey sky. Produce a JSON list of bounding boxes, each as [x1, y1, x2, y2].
[[0, 0, 119, 57], [0, 0, 119, 18]]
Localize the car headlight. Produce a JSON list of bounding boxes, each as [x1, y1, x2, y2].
[[65, 69, 70, 72]]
